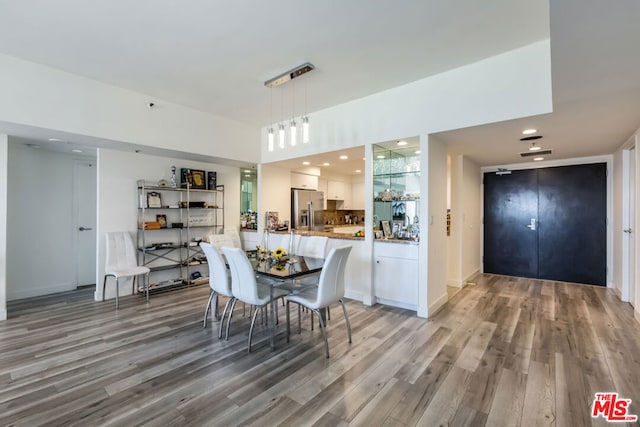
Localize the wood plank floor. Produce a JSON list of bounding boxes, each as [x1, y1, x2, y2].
[[1, 275, 640, 426]]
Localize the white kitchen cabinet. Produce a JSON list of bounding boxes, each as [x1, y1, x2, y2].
[[343, 182, 364, 211], [336, 184, 353, 209], [327, 180, 345, 200], [318, 178, 328, 209], [291, 172, 318, 190], [373, 241, 418, 310]]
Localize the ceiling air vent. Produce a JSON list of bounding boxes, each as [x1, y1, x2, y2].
[[520, 135, 543, 141], [521, 149, 552, 157]]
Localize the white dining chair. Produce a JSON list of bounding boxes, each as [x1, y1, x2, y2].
[[200, 242, 235, 339], [103, 231, 150, 310], [221, 247, 289, 352], [285, 245, 352, 358]]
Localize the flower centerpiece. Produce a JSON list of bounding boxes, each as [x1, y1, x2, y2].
[[256, 245, 270, 261], [272, 247, 287, 262]]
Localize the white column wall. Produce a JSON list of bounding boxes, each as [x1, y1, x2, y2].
[[96, 148, 241, 301], [426, 136, 449, 316], [461, 157, 482, 283], [0, 134, 7, 320]]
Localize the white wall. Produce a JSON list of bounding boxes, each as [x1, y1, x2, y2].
[[96, 148, 241, 301], [258, 163, 293, 230], [427, 136, 448, 315], [262, 41, 552, 162], [461, 156, 481, 282], [0, 135, 7, 320], [6, 141, 96, 300], [0, 52, 259, 164], [448, 155, 461, 286], [612, 147, 623, 297]]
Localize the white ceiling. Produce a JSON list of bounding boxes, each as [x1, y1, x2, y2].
[[0, 0, 638, 168]]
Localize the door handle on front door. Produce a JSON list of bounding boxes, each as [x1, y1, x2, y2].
[[526, 218, 536, 231], [78, 227, 93, 231], [624, 228, 632, 233]]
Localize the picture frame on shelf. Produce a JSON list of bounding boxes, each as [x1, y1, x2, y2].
[[190, 169, 206, 189], [207, 171, 217, 190], [381, 220, 391, 237], [147, 192, 162, 208], [156, 214, 167, 228], [180, 168, 192, 188]]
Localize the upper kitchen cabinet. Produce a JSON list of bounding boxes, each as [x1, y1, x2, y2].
[[327, 180, 345, 200], [291, 172, 318, 190]]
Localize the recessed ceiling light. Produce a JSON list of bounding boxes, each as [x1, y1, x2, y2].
[[244, 174, 251, 177], [522, 129, 537, 135], [339, 155, 348, 160], [377, 155, 385, 159], [529, 144, 542, 151], [362, 157, 365, 161], [533, 157, 544, 161], [244, 169, 252, 173], [396, 140, 408, 146], [415, 150, 421, 154], [322, 162, 330, 166], [71, 149, 83, 153], [48, 138, 62, 142], [302, 161, 310, 166], [355, 169, 361, 173]]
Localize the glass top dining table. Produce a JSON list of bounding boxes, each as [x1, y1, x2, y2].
[[247, 251, 325, 350]]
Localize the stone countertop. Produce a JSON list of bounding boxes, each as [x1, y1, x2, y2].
[[255, 229, 419, 244]]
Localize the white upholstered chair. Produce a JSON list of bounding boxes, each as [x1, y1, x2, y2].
[[200, 242, 235, 339], [285, 245, 352, 358], [103, 232, 150, 310], [222, 247, 289, 352]]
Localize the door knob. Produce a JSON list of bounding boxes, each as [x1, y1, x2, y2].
[[79, 227, 93, 231], [624, 228, 632, 233], [526, 218, 536, 231]]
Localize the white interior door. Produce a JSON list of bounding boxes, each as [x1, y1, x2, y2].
[[73, 159, 97, 287]]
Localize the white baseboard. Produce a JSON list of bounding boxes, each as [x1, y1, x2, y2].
[[8, 282, 75, 301], [344, 290, 363, 304], [428, 292, 449, 318], [463, 269, 480, 284], [375, 297, 417, 312], [0, 308, 6, 321], [447, 279, 462, 287]]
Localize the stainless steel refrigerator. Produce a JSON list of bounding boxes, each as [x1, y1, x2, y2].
[[291, 189, 325, 231]]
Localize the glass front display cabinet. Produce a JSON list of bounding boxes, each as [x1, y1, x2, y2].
[[372, 143, 420, 240]]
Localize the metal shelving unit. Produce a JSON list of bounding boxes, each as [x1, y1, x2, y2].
[[137, 180, 224, 294]]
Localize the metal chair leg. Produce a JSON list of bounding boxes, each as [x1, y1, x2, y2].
[[115, 278, 120, 310], [248, 304, 262, 353], [203, 290, 216, 328], [219, 297, 234, 339], [297, 304, 301, 334], [339, 299, 352, 343], [225, 298, 238, 341], [145, 273, 150, 303], [315, 309, 330, 358], [286, 301, 291, 342], [102, 276, 108, 302]]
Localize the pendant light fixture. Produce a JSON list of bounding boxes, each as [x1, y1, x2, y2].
[[267, 87, 274, 152], [290, 81, 297, 146], [264, 62, 314, 150]]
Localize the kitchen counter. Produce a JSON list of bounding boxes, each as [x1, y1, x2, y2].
[[267, 228, 419, 244]]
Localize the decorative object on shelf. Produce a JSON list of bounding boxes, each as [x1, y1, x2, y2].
[[156, 214, 167, 228], [171, 222, 184, 229], [180, 168, 192, 188], [207, 171, 217, 190], [381, 220, 391, 238], [147, 192, 162, 208], [190, 170, 206, 189], [157, 179, 169, 188], [144, 221, 161, 230], [170, 166, 177, 188]]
